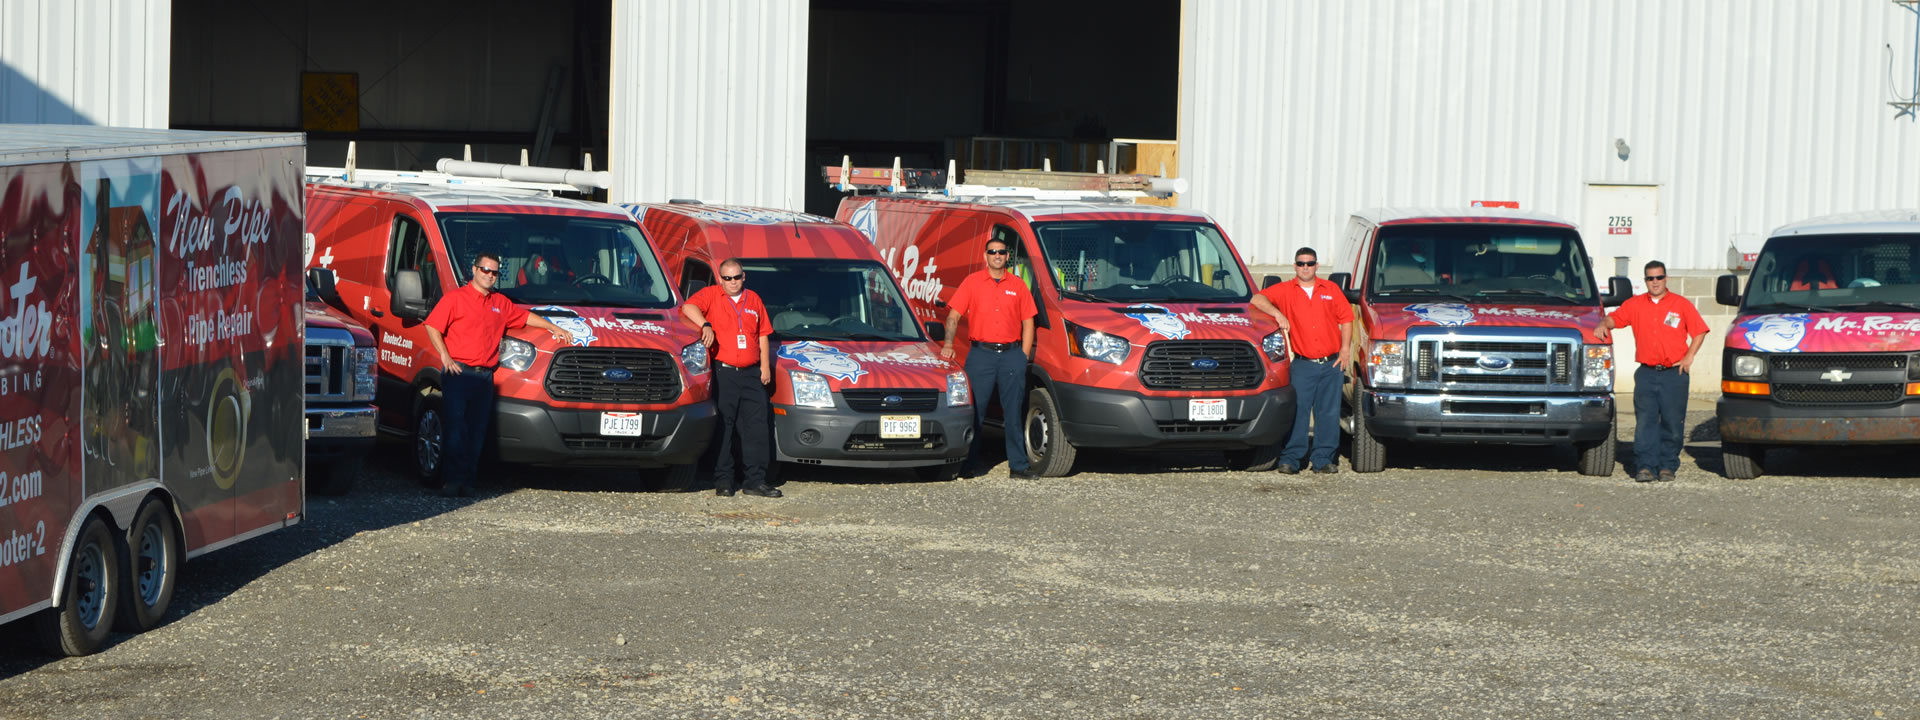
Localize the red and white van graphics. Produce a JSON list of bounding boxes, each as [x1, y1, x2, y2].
[[632, 203, 972, 480], [836, 194, 1296, 476], [3, 127, 305, 655], [1337, 209, 1630, 475], [305, 180, 712, 486], [1713, 211, 1920, 479]]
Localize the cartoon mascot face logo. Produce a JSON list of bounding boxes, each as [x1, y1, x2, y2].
[[778, 341, 868, 383], [848, 201, 879, 243], [1740, 313, 1808, 353], [1123, 304, 1191, 340], [531, 306, 597, 347], [1407, 303, 1476, 326]]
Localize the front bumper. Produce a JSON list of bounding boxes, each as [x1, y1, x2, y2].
[[306, 404, 377, 460], [493, 397, 715, 467], [1717, 395, 1920, 444], [1361, 390, 1614, 445], [1053, 382, 1295, 450], [774, 403, 974, 469]]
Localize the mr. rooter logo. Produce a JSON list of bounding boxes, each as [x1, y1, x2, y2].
[[0, 263, 54, 361]]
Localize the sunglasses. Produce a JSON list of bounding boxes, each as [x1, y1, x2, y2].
[[1295, 261, 1317, 267], [985, 249, 1010, 256], [1645, 275, 1667, 281], [473, 266, 501, 276], [720, 273, 745, 281]]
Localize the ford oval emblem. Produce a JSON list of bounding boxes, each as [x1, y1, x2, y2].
[[1477, 356, 1513, 371], [603, 368, 634, 381], [1192, 357, 1220, 371], [883, 394, 904, 405]]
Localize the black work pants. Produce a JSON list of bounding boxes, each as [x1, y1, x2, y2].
[[713, 365, 771, 490]]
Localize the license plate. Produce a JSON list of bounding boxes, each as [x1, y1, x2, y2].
[[881, 415, 921, 439], [600, 412, 645, 436], [1189, 398, 1227, 422]]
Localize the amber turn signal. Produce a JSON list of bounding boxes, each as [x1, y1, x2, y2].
[[1722, 380, 1770, 396]]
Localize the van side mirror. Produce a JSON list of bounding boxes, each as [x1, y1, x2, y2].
[[1715, 274, 1742, 307], [1602, 276, 1632, 307], [394, 269, 431, 320], [307, 267, 344, 310], [1262, 274, 1283, 289], [924, 320, 945, 342], [1326, 272, 1360, 303]]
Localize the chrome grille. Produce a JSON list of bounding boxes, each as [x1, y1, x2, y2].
[[545, 348, 681, 403], [1416, 334, 1579, 392], [843, 389, 940, 412], [1139, 341, 1262, 391], [305, 335, 354, 401], [1772, 383, 1905, 405], [1770, 354, 1906, 371]]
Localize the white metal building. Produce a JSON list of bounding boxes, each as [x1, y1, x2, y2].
[[1, 0, 170, 128]]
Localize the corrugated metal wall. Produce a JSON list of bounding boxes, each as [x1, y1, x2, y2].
[[1, 0, 169, 127], [1180, 0, 1920, 270], [609, 0, 808, 208]]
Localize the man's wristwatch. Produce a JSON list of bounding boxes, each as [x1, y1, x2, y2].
[[701, 322, 712, 329]]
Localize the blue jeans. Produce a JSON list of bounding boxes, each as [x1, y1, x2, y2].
[[1633, 365, 1690, 472], [965, 345, 1030, 473], [1282, 357, 1342, 468], [441, 364, 496, 489]]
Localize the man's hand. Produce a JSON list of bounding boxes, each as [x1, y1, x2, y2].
[[700, 325, 716, 348], [760, 366, 772, 385], [1594, 325, 1611, 342], [441, 354, 462, 374], [940, 343, 955, 360], [1678, 355, 1695, 373], [551, 328, 575, 345]]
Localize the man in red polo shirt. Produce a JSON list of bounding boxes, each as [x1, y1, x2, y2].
[[1251, 246, 1351, 474], [1597, 260, 1709, 483], [682, 258, 779, 497], [424, 252, 576, 497], [941, 236, 1038, 479]]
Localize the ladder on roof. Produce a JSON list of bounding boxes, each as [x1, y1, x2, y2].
[[306, 142, 612, 194], [819, 155, 1187, 201]]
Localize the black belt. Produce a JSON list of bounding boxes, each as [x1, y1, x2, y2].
[[718, 361, 760, 370], [456, 362, 496, 373], [1641, 364, 1681, 371], [1296, 354, 1339, 364], [975, 341, 1017, 352]]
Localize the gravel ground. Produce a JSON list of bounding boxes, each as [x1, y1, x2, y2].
[[2, 404, 1916, 719]]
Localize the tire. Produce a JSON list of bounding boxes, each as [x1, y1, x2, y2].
[[663, 461, 700, 491], [114, 500, 180, 633], [1223, 444, 1281, 472], [413, 390, 446, 488], [309, 457, 361, 496], [1722, 442, 1765, 480], [1576, 415, 1619, 477], [914, 462, 963, 482], [1349, 408, 1386, 473], [1022, 386, 1077, 477], [33, 516, 122, 656]]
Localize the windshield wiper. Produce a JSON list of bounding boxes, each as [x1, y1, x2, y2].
[[1057, 288, 1111, 303], [1473, 289, 1582, 304], [1745, 301, 1848, 314], [1376, 288, 1476, 304], [1840, 300, 1920, 313]]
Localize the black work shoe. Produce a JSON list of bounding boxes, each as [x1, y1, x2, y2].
[[714, 487, 736, 497], [1276, 463, 1300, 475], [1635, 469, 1656, 483], [1009, 469, 1038, 480], [1312, 464, 1338, 474], [1658, 469, 1676, 482], [742, 486, 783, 498]]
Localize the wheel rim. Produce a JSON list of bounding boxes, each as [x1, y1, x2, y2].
[[73, 541, 107, 630], [135, 522, 168, 606], [416, 408, 443, 477], [1025, 404, 1049, 464]]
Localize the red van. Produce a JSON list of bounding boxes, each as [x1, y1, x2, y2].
[[825, 165, 1295, 476], [304, 164, 712, 487], [631, 202, 973, 481]]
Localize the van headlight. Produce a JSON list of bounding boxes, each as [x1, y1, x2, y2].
[[352, 347, 378, 400], [1583, 346, 1614, 390], [1729, 352, 1767, 379], [790, 371, 834, 408], [1068, 320, 1130, 365], [681, 341, 709, 377], [499, 337, 536, 372], [1261, 332, 1288, 362], [1368, 341, 1405, 386], [946, 371, 971, 407]]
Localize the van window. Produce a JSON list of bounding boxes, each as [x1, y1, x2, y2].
[[436, 213, 675, 309], [682, 260, 714, 297], [387, 214, 441, 301], [740, 258, 922, 341], [1742, 233, 1920, 312], [1367, 225, 1595, 304], [1030, 220, 1251, 303]]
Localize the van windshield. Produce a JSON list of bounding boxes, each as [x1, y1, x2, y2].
[[1368, 224, 1596, 304], [1029, 220, 1251, 303], [438, 213, 675, 309], [1741, 233, 1920, 313], [738, 258, 924, 342]]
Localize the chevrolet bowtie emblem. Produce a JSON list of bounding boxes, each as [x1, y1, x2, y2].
[[1820, 368, 1853, 383]]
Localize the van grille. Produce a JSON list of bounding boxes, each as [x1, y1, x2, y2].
[[305, 343, 350, 400], [1770, 354, 1906, 371], [1771, 383, 1905, 405], [1415, 335, 1578, 393], [843, 389, 940, 412], [545, 348, 681, 403], [1139, 341, 1262, 390]]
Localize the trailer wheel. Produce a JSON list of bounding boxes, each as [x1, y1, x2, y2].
[[1023, 387, 1077, 477], [1223, 444, 1281, 472], [413, 391, 447, 488], [34, 516, 122, 656], [114, 500, 180, 633], [1721, 442, 1766, 480], [309, 457, 361, 496], [1575, 415, 1619, 477], [1349, 410, 1387, 473]]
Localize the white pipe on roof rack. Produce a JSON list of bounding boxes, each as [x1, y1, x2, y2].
[[434, 159, 612, 190]]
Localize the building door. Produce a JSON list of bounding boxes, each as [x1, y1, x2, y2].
[[1582, 184, 1660, 294]]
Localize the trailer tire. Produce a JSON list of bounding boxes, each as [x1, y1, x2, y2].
[[34, 516, 122, 656], [413, 390, 447, 488], [1721, 442, 1765, 480], [1576, 416, 1619, 477], [309, 457, 361, 496], [1023, 386, 1077, 477], [114, 499, 180, 633], [1223, 444, 1281, 472], [1349, 411, 1386, 473]]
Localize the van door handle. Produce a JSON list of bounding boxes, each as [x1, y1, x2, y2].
[[370, 308, 384, 318]]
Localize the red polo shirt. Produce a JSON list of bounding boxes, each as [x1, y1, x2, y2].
[[424, 285, 529, 367], [1608, 292, 1709, 366], [949, 270, 1037, 344], [1259, 279, 1350, 359], [688, 285, 771, 367]]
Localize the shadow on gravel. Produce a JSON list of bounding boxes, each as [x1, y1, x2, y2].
[[0, 441, 476, 675]]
